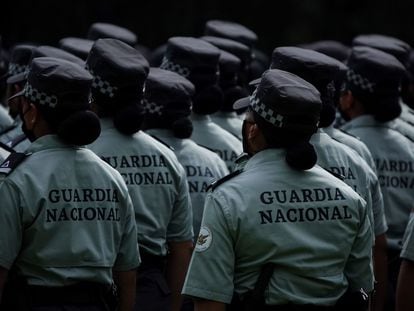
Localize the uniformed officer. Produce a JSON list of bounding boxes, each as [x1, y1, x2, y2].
[[0, 57, 139, 310], [271, 46, 388, 311], [339, 46, 414, 310], [301, 40, 351, 63], [143, 67, 229, 238], [352, 34, 414, 142], [204, 20, 269, 81], [0, 45, 35, 143], [160, 36, 242, 171], [182, 69, 373, 310], [206, 47, 247, 140], [85, 39, 193, 311], [396, 215, 414, 311], [2, 45, 85, 152]]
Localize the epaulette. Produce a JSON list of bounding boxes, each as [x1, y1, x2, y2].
[[207, 169, 243, 191], [0, 141, 15, 153], [0, 152, 29, 175], [338, 128, 361, 140], [323, 168, 345, 181], [8, 134, 27, 148], [148, 134, 175, 151]]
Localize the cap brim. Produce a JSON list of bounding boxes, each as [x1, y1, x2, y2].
[[248, 78, 261, 87], [233, 96, 250, 110], [6, 72, 27, 85], [7, 88, 25, 102]]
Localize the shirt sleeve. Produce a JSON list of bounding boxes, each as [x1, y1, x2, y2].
[[344, 198, 374, 292], [367, 169, 388, 237], [182, 191, 235, 303], [113, 193, 141, 271], [0, 179, 23, 269], [166, 165, 194, 242], [401, 214, 414, 261]]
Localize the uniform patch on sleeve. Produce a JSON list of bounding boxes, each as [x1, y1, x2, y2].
[[195, 226, 212, 252], [0, 152, 28, 175]]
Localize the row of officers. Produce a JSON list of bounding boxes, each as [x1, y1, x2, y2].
[[0, 21, 414, 311]]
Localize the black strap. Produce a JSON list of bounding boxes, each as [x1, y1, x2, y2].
[[9, 134, 26, 148], [0, 141, 15, 153]]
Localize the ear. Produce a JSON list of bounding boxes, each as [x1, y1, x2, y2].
[[247, 123, 260, 140], [25, 103, 39, 130]]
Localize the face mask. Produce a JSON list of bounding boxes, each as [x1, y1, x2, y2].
[[19, 106, 36, 142], [241, 119, 251, 155]]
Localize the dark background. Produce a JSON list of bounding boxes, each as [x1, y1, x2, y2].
[[2, 0, 414, 56]]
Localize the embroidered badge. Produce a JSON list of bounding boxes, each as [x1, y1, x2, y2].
[[195, 226, 212, 252]]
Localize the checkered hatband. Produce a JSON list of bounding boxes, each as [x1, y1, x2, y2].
[[250, 88, 284, 127], [86, 66, 118, 98], [160, 57, 191, 78], [142, 98, 163, 116], [346, 69, 375, 93], [8, 63, 28, 76], [24, 83, 58, 108]]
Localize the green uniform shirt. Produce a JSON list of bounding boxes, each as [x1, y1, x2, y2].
[[342, 115, 414, 249], [401, 214, 414, 261], [191, 114, 242, 172], [0, 118, 22, 144], [210, 111, 243, 140], [311, 130, 387, 237], [0, 135, 139, 286], [324, 124, 376, 172], [146, 128, 229, 237], [89, 118, 193, 256], [183, 149, 373, 305], [0, 105, 13, 135], [399, 101, 414, 127]]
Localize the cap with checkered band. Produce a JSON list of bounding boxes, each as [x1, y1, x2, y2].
[[87, 23, 137, 46], [353, 34, 411, 67], [6, 44, 36, 85], [204, 20, 257, 48], [9, 57, 93, 111], [143, 68, 195, 117], [59, 37, 94, 60], [160, 37, 220, 86], [85, 38, 149, 104], [32, 46, 85, 67], [234, 69, 321, 133], [270, 46, 343, 127], [345, 46, 405, 98]]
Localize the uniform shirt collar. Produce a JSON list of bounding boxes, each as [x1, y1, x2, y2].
[[27, 134, 71, 153], [99, 117, 116, 131], [244, 148, 286, 171], [145, 128, 184, 150], [191, 113, 211, 122], [341, 115, 379, 131]]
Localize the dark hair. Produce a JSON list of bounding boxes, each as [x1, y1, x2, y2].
[[221, 85, 249, 112], [40, 106, 101, 145], [144, 114, 193, 139], [252, 111, 317, 170], [192, 84, 223, 115]]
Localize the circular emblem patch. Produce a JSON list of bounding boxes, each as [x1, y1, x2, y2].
[[195, 226, 212, 252]]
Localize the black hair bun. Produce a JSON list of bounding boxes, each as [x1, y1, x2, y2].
[[113, 103, 145, 135], [192, 84, 223, 115], [57, 110, 101, 145], [171, 116, 193, 138], [285, 141, 317, 170]]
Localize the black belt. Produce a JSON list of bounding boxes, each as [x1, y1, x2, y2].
[[28, 282, 110, 305]]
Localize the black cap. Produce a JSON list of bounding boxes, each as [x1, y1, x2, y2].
[[143, 67, 195, 117], [234, 69, 321, 133], [271, 47, 341, 87], [9, 57, 92, 111], [6, 44, 35, 84], [219, 50, 241, 75], [300, 40, 351, 62], [200, 36, 251, 64], [346, 46, 405, 121], [59, 37, 94, 60], [270, 46, 343, 127], [160, 37, 220, 85], [86, 38, 149, 102], [32, 46, 85, 67], [352, 34, 411, 67], [204, 20, 257, 47], [87, 23, 137, 46]]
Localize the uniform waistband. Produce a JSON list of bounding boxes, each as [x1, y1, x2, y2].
[[139, 249, 166, 271]]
